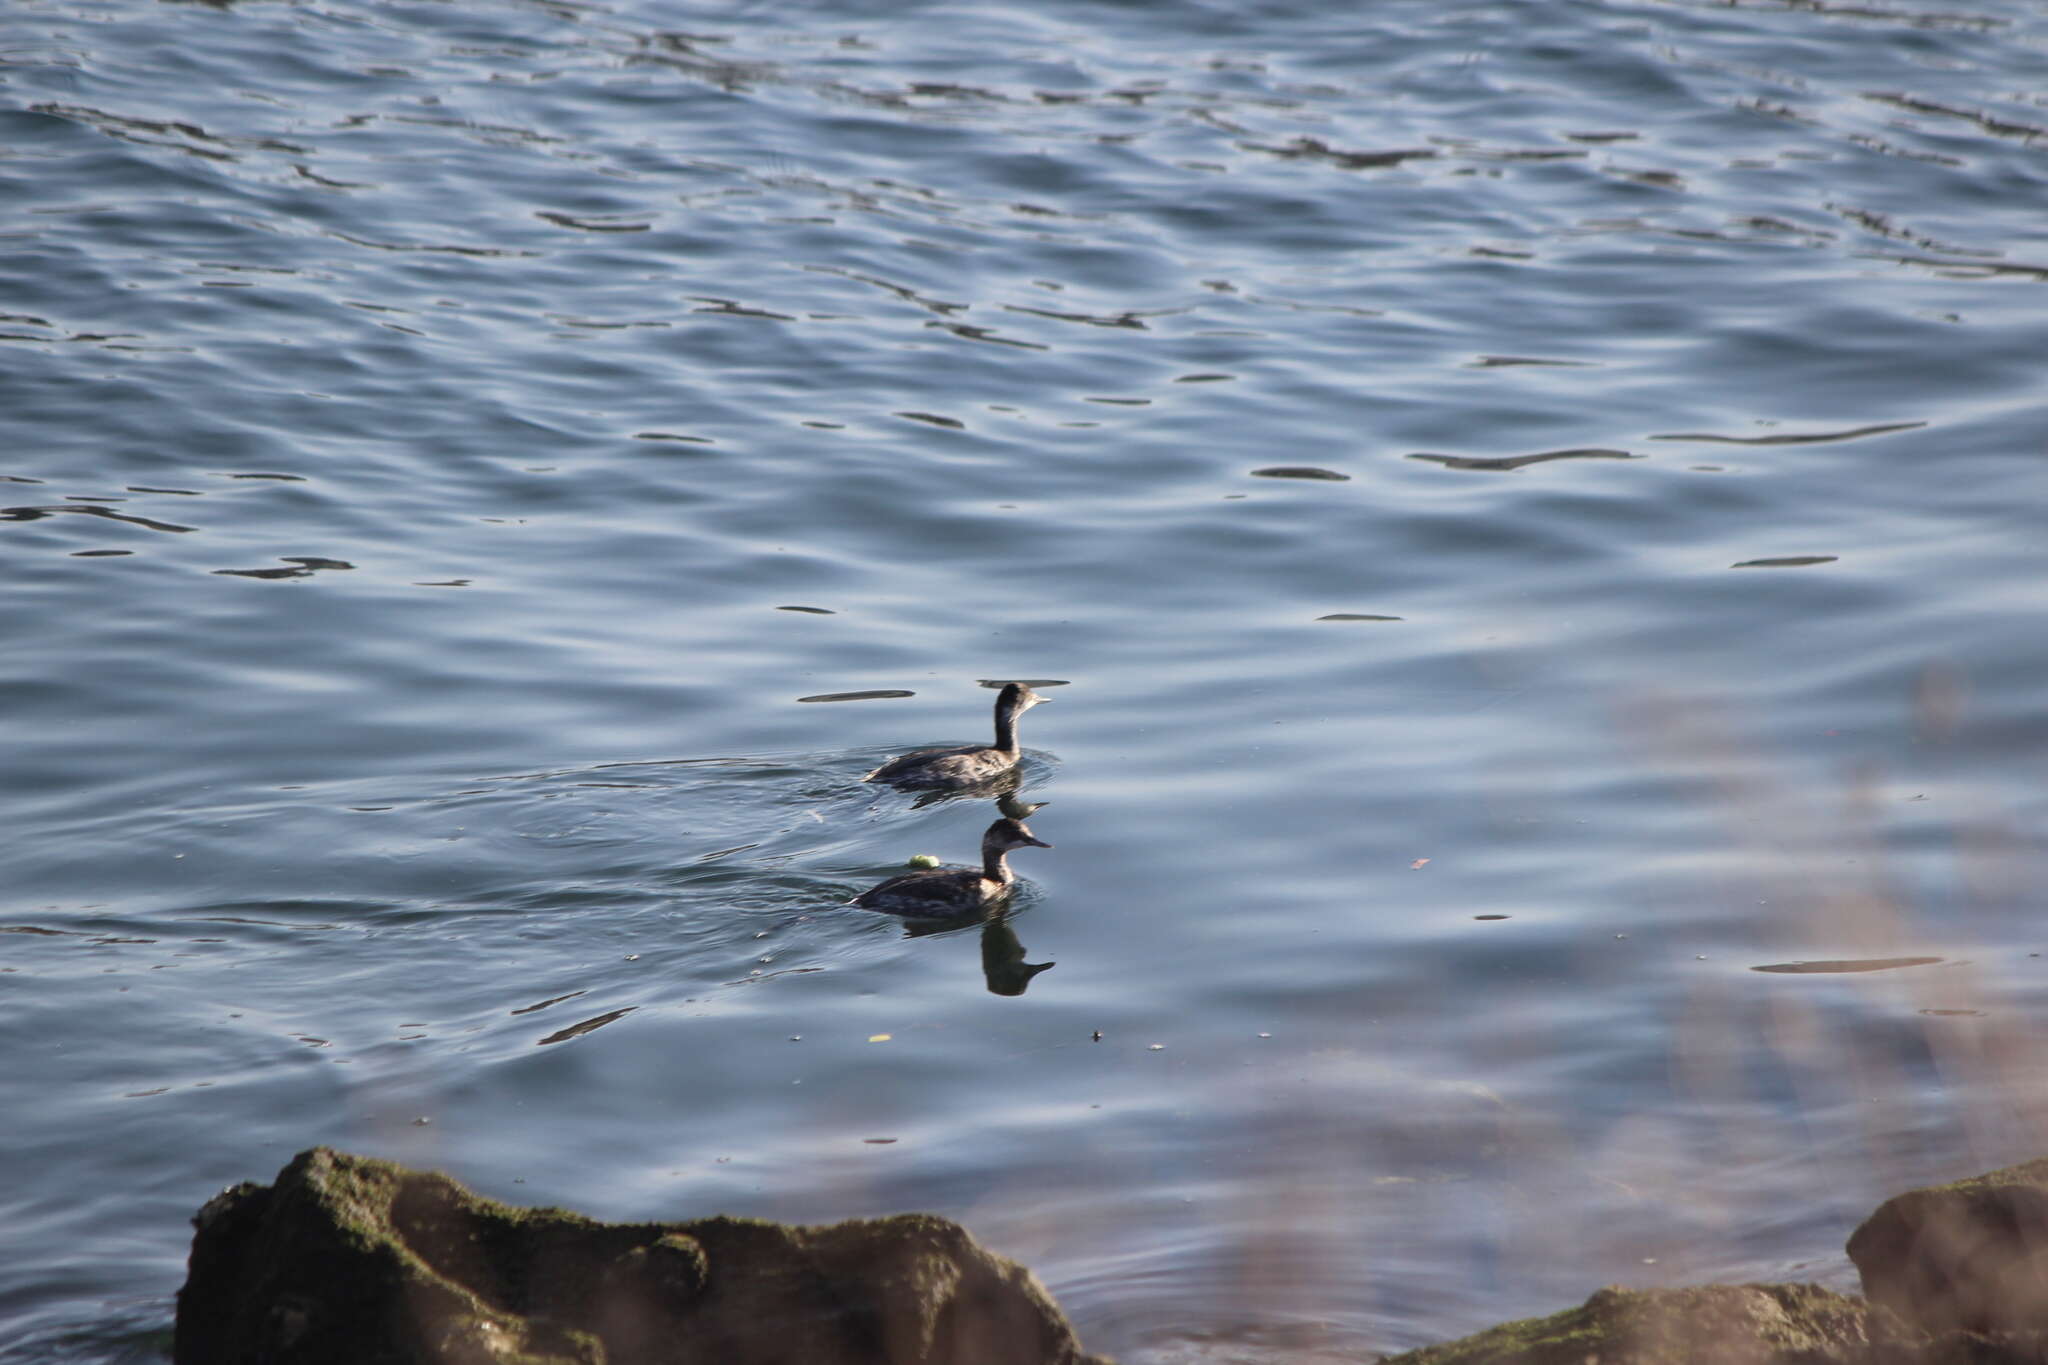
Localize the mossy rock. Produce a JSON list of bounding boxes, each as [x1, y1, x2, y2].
[[175, 1147, 1109, 1365], [1380, 1283, 1869, 1365], [1849, 1156, 2048, 1339]]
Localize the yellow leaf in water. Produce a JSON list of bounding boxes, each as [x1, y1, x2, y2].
[[868, 1033, 892, 1042]]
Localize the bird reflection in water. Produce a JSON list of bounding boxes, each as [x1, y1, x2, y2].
[[980, 913, 1055, 996], [892, 909, 1056, 996], [899, 768, 1044, 811]]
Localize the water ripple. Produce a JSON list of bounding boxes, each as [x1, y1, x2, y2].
[[7, 0, 2048, 1357]]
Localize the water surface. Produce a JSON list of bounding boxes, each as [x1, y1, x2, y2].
[[6, 0, 2048, 1359]]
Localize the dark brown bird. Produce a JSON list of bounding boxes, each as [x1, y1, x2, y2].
[[850, 818, 1052, 917], [863, 683, 1050, 789]]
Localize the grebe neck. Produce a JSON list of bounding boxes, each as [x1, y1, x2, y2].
[[981, 845, 1016, 884], [991, 697, 1023, 754]]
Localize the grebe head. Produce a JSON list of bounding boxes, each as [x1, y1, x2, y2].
[[996, 682, 1050, 714], [983, 817, 1052, 852]]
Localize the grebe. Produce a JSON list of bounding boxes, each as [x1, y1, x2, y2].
[[851, 818, 1052, 917], [863, 683, 1049, 789]]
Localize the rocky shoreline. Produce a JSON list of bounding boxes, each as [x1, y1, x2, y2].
[[174, 1146, 1108, 1365], [1386, 1156, 2048, 1365], [175, 1149, 2048, 1363]]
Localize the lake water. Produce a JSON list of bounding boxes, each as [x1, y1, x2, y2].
[[5, 0, 2048, 1359]]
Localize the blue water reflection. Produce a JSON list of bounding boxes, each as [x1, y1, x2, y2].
[[5, 0, 2048, 1359]]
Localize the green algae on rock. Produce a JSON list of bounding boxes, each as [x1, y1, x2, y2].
[[174, 1146, 1110, 1365]]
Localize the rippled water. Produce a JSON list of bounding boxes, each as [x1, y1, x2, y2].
[[6, 0, 2048, 1359]]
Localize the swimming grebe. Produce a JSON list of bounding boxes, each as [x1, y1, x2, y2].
[[863, 682, 1049, 789], [850, 818, 1052, 916]]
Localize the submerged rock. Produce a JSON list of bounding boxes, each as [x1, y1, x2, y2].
[[174, 1146, 1110, 1365], [1379, 1283, 1869, 1365]]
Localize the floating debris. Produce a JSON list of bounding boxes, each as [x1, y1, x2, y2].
[[1003, 304, 1153, 329], [213, 556, 354, 580], [1252, 465, 1349, 481], [4, 504, 194, 533], [510, 991, 586, 1017], [1242, 135, 1436, 169], [1751, 957, 1943, 974], [1408, 448, 1635, 472], [1733, 555, 1838, 568], [1650, 421, 1925, 445], [536, 1007, 636, 1045]]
